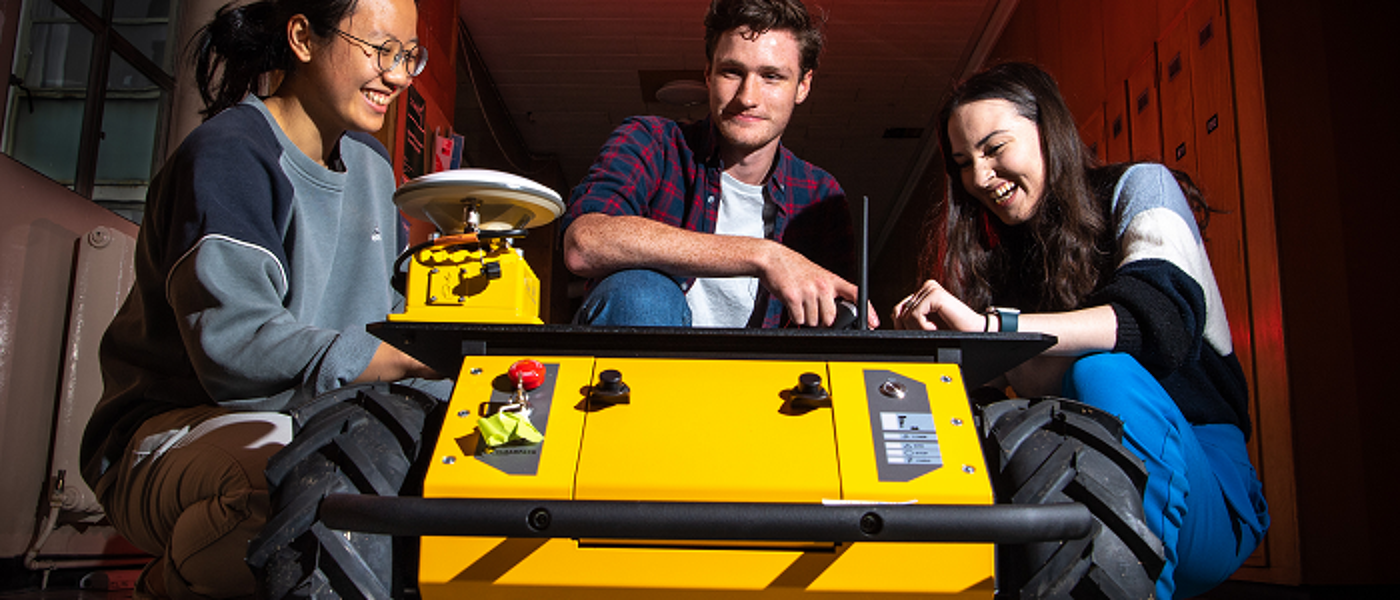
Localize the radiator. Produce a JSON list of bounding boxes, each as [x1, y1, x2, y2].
[[30, 225, 141, 561]]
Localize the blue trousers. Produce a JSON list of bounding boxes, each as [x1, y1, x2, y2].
[[1062, 353, 1269, 599], [573, 269, 692, 326]]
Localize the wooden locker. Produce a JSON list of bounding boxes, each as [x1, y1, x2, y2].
[[1127, 51, 1162, 162], [1185, 0, 1251, 384], [1158, 10, 1197, 178], [1105, 80, 1131, 163], [1186, 0, 1268, 569], [1079, 106, 1107, 164], [1057, 0, 1107, 124]]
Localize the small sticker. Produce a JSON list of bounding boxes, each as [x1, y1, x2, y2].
[[885, 442, 941, 465], [880, 412, 936, 432]]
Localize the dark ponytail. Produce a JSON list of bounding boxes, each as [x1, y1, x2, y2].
[[192, 0, 360, 119]]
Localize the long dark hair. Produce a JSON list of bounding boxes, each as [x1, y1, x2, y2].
[[923, 62, 1105, 312], [922, 62, 1215, 313], [704, 0, 825, 76], [192, 0, 360, 119]]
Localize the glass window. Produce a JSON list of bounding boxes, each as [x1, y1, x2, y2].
[[114, 0, 173, 72], [5, 8, 92, 185], [96, 51, 167, 222], [2, 0, 176, 222]]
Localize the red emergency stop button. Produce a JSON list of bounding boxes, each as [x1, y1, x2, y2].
[[509, 359, 546, 390]]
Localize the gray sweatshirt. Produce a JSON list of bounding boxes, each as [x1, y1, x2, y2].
[[81, 95, 446, 487]]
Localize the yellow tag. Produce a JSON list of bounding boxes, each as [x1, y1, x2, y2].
[[477, 411, 544, 447]]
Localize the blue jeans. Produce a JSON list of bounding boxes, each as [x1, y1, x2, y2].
[[573, 269, 692, 326], [1062, 353, 1269, 599]]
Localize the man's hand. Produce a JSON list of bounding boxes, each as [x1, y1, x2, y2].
[[757, 243, 867, 327], [565, 213, 876, 328]]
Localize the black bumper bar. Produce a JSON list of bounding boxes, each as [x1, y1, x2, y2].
[[320, 495, 1092, 545]]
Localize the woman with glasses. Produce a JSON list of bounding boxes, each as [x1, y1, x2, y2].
[[79, 0, 439, 597]]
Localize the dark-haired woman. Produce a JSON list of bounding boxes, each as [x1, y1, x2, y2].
[[893, 62, 1268, 599], [79, 0, 442, 596]]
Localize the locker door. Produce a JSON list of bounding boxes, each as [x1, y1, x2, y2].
[[1187, 0, 1252, 385], [1105, 81, 1131, 164], [1185, 0, 1267, 568], [1079, 106, 1107, 164], [1127, 51, 1162, 162], [1158, 11, 1198, 178]]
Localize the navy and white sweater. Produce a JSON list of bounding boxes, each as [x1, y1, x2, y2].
[[81, 96, 445, 487], [1088, 163, 1251, 436]]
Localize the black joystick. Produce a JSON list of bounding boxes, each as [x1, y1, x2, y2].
[[830, 299, 859, 330]]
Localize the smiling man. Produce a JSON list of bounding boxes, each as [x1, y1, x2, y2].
[[562, 0, 871, 329]]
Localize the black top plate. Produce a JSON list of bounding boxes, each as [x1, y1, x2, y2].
[[370, 322, 1055, 388]]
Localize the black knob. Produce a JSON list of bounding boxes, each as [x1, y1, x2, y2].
[[789, 372, 830, 408], [590, 369, 630, 405], [482, 261, 503, 280], [599, 369, 623, 392]]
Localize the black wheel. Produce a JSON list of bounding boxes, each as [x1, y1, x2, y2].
[[979, 398, 1166, 599], [246, 383, 444, 599]]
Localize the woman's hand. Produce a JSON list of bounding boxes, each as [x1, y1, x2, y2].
[[892, 280, 984, 331], [355, 342, 443, 383]]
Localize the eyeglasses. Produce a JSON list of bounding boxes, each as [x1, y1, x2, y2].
[[331, 27, 428, 78]]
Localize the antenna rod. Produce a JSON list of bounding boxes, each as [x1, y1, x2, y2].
[[858, 196, 869, 331]]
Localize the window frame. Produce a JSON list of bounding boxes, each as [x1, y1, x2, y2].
[[6, 0, 176, 200]]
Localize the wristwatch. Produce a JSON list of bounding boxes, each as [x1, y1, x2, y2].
[[986, 307, 1020, 332]]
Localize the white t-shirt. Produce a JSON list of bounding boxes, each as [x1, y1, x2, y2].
[[687, 173, 773, 327]]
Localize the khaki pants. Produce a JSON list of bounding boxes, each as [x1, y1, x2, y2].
[[96, 405, 292, 599]]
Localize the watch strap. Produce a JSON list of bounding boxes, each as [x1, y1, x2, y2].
[[988, 307, 1020, 332]]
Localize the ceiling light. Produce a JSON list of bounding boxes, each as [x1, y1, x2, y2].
[[655, 79, 708, 107]]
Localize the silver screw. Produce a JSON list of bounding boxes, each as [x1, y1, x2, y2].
[[940, 375, 952, 384], [457, 410, 470, 418], [470, 367, 483, 375], [962, 465, 976, 474], [442, 456, 457, 465], [951, 417, 964, 426], [879, 380, 906, 399]]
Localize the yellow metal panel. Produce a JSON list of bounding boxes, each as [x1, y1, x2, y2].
[[420, 535, 509, 586], [419, 539, 993, 599], [417, 359, 997, 598], [497, 540, 805, 589], [422, 356, 594, 501], [827, 363, 993, 506], [574, 358, 839, 503], [807, 542, 994, 594]]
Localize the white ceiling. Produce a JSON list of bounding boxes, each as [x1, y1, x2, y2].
[[456, 0, 1014, 253]]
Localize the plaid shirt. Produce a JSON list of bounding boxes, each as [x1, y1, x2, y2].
[[563, 116, 854, 328]]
